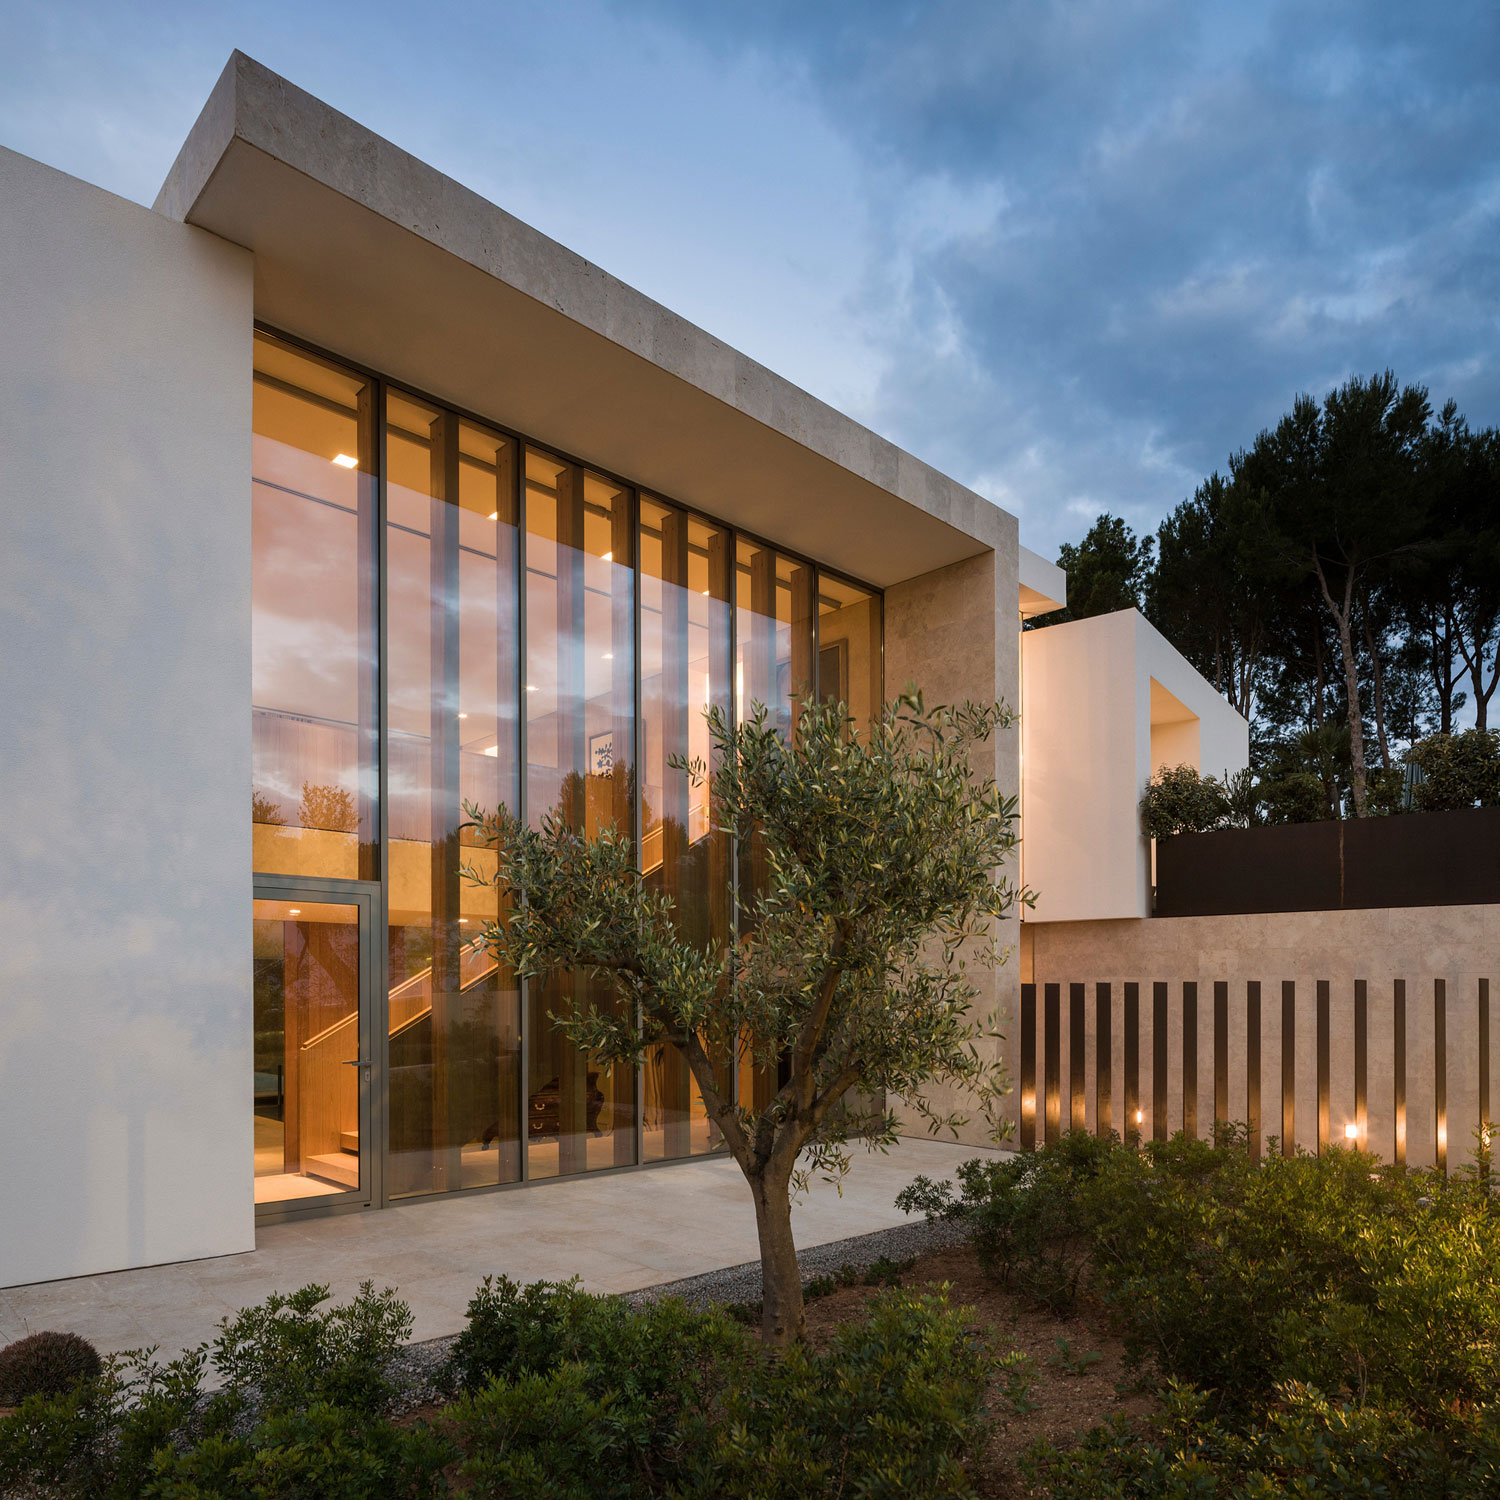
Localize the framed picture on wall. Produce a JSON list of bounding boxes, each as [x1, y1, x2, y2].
[[589, 730, 615, 777]]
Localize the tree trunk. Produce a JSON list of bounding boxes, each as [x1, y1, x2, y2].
[[748, 1163, 804, 1347], [1315, 557, 1368, 817], [1363, 610, 1391, 769]]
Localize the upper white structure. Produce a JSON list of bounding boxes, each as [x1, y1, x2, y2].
[[1021, 609, 1250, 922]]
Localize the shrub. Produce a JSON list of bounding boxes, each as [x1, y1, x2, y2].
[[700, 1288, 991, 1500], [1139, 764, 1229, 838], [1408, 728, 1500, 811], [211, 1280, 412, 1416], [1259, 768, 1330, 825], [1024, 1379, 1500, 1499], [0, 1344, 211, 1500], [917, 1131, 1500, 1426], [898, 1128, 1117, 1314], [0, 1330, 102, 1404], [143, 1401, 454, 1499], [445, 1278, 743, 1496]]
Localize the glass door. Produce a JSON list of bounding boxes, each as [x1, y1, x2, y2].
[[252, 886, 377, 1214]]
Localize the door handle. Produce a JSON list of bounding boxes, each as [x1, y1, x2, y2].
[[342, 1059, 373, 1070]]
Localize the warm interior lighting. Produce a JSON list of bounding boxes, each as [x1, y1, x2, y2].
[[602, 550, 613, 562], [288, 908, 301, 916], [331, 453, 359, 469], [457, 712, 468, 719], [1344, 1122, 1359, 1140], [701, 588, 710, 596], [1135, 1109, 1143, 1125], [525, 684, 537, 692], [482, 745, 499, 757], [458, 918, 469, 924], [602, 652, 614, 660], [488, 511, 498, 520]]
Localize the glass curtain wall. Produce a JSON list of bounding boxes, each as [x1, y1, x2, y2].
[[249, 330, 883, 1205], [639, 498, 734, 1160], [385, 393, 523, 1197], [817, 576, 883, 735], [733, 539, 816, 1111], [251, 333, 378, 880], [524, 450, 638, 1177]]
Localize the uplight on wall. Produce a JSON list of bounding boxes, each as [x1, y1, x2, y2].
[[1344, 1122, 1360, 1141], [331, 453, 359, 469], [1135, 1109, 1144, 1125]]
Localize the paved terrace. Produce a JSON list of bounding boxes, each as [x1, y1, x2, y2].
[[1, 1138, 1002, 1360]]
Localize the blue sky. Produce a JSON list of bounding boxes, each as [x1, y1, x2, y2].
[[3, 0, 1496, 561]]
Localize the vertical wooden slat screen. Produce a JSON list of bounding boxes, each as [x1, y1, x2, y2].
[[1247, 981, 1261, 1160], [1019, 983, 1036, 1152], [1435, 978, 1447, 1174], [1213, 980, 1228, 1128], [1043, 983, 1061, 1145], [1069, 983, 1086, 1131], [1124, 982, 1140, 1142], [1281, 980, 1296, 1158], [1182, 982, 1198, 1138], [1152, 981, 1168, 1142], [1394, 978, 1407, 1168], [1481, 978, 1491, 1165], [1354, 979, 1368, 1150], [1096, 983, 1112, 1139], [1316, 979, 1330, 1152]]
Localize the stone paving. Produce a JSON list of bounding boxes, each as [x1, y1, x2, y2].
[[0, 1137, 1006, 1360]]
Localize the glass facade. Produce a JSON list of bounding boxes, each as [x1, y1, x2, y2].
[[252, 898, 363, 1204], [249, 327, 882, 1210]]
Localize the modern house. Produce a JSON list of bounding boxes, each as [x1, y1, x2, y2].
[[1, 53, 1249, 1290]]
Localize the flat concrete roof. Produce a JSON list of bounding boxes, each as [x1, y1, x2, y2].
[[156, 53, 1015, 589]]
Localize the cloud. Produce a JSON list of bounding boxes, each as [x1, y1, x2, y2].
[[3, 0, 1495, 565], [624, 0, 1500, 559]]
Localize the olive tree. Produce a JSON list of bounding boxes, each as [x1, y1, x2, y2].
[[463, 693, 1026, 1345]]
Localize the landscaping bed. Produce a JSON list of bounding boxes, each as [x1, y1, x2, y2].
[[9, 1130, 1500, 1496]]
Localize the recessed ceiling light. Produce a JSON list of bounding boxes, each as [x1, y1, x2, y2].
[[332, 454, 359, 469], [459, 918, 469, 924], [457, 712, 468, 719], [602, 551, 613, 562], [525, 684, 537, 692], [288, 908, 301, 916], [602, 652, 614, 660], [489, 511, 498, 520], [701, 589, 710, 596], [483, 745, 499, 757]]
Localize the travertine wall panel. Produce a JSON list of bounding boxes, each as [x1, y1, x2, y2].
[[1021, 906, 1498, 1171]]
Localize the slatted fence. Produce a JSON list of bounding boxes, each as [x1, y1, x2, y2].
[[1018, 978, 1495, 1172]]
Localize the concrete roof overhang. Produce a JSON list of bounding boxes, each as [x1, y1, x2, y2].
[[156, 53, 1015, 589]]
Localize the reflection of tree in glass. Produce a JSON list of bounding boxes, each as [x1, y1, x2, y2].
[[299, 781, 357, 833], [252, 788, 286, 826]]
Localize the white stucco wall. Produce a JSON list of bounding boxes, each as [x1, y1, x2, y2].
[[1021, 610, 1249, 923], [0, 148, 253, 1286]]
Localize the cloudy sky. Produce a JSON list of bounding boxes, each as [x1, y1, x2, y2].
[[3, 0, 1496, 561]]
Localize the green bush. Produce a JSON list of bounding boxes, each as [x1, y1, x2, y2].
[[1408, 728, 1500, 811], [1257, 768, 1329, 825], [909, 1130, 1500, 1426], [700, 1288, 991, 1500], [1024, 1379, 1500, 1499], [143, 1402, 454, 1498], [1139, 764, 1230, 838], [445, 1278, 744, 1497], [0, 1330, 102, 1403], [898, 1129, 1117, 1314], [211, 1280, 411, 1417]]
